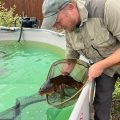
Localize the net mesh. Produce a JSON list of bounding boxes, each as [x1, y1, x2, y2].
[[0, 93, 46, 120], [0, 59, 89, 119], [39, 59, 88, 108]]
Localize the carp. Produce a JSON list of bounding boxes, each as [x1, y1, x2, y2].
[[39, 75, 83, 96]]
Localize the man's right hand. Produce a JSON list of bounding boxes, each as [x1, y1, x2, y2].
[[61, 59, 77, 76]]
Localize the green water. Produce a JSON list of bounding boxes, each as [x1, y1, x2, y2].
[[0, 40, 74, 120]]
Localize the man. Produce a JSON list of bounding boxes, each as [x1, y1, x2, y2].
[[41, 0, 120, 119]]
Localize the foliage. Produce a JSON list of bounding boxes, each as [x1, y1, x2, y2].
[[0, 1, 20, 27], [113, 78, 120, 99]]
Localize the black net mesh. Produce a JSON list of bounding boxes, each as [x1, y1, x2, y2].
[[39, 59, 88, 108], [0, 93, 46, 120]]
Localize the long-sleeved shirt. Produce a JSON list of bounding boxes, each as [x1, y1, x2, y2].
[[65, 0, 120, 77]]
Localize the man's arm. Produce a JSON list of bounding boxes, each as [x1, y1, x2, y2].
[[61, 59, 77, 75], [88, 48, 120, 81], [88, 0, 120, 81], [104, 0, 120, 41]]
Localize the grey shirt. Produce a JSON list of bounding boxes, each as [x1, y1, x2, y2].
[[65, 0, 120, 77]]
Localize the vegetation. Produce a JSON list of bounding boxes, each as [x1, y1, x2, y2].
[[111, 78, 120, 119], [113, 78, 120, 99], [0, 1, 20, 27]]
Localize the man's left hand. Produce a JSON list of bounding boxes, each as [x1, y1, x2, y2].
[[88, 62, 104, 81]]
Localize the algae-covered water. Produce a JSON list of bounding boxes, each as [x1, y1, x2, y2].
[[0, 40, 74, 120]]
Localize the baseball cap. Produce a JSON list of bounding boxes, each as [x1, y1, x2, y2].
[[41, 0, 71, 29]]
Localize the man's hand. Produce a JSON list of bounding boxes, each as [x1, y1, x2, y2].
[[88, 61, 104, 81], [61, 59, 77, 76], [88, 48, 120, 81]]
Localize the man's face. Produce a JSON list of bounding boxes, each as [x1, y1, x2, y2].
[[53, 5, 79, 32]]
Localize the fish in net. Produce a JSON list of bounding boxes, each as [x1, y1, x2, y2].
[[39, 59, 89, 108]]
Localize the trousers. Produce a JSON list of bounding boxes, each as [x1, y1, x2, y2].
[[94, 73, 119, 120]]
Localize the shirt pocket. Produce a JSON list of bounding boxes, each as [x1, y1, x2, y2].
[[67, 30, 85, 50], [86, 18, 115, 48], [91, 27, 111, 48]]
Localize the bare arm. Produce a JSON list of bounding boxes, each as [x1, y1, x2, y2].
[[88, 48, 120, 81], [98, 48, 120, 67], [61, 59, 77, 75]]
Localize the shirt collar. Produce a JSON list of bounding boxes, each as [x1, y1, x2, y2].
[[76, 0, 88, 27]]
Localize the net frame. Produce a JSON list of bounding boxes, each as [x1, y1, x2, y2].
[[44, 59, 89, 108]]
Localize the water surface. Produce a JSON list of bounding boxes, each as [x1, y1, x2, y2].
[[0, 40, 74, 120]]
